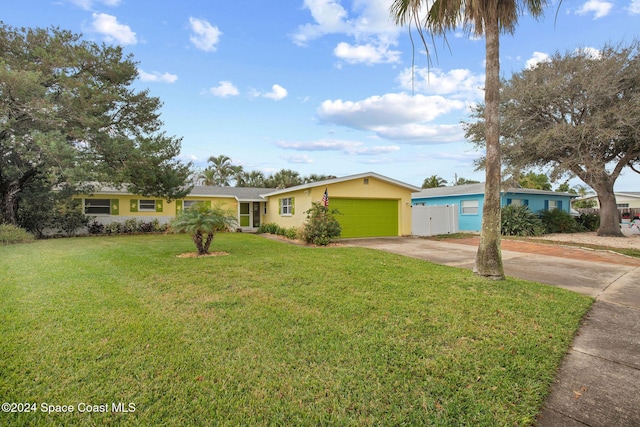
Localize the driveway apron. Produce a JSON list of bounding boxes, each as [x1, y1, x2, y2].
[[341, 236, 640, 427]]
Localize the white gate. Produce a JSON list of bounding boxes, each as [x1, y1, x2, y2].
[[412, 204, 458, 236]]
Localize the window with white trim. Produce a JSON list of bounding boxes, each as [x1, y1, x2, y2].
[[84, 199, 111, 215], [547, 200, 558, 210], [139, 199, 156, 211], [280, 198, 293, 215], [461, 200, 479, 215], [508, 199, 528, 207], [183, 200, 203, 210]]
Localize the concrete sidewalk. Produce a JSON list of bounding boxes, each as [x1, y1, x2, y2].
[[342, 237, 640, 427]]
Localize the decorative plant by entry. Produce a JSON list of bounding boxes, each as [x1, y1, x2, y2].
[[169, 203, 236, 255]]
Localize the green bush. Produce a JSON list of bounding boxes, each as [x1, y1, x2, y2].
[[123, 218, 144, 233], [87, 221, 105, 234], [301, 202, 341, 246], [575, 213, 600, 231], [257, 223, 280, 234], [501, 205, 544, 237], [104, 222, 123, 235], [284, 227, 298, 240], [0, 224, 35, 245], [52, 200, 91, 236], [539, 209, 581, 234]]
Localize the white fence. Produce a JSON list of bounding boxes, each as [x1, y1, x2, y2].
[[412, 204, 459, 236]]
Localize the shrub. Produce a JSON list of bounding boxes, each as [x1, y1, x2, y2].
[[139, 221, 155, 233], [257, 223, 280, 234], [87, 221, 105, 234], [501, 205, 544, 237], [284, 227, 298, 240], [0, 224, 35, 245], [301, 202, 341, 246], [169, 203, 236, 255], [52, 200, 91, 236], [123, 218, 143, 233], [539, 209, 580, 234], [575, 213, 600, 231], [104, 222, 123, 235]]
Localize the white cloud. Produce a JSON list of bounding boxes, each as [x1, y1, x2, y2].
[[90, 13, 137, 45], [576, 46, 602, 59], [68, 0, 120, 10], [276, 139, 400, 155], [317, 92, 469, 144], [397, 67, 485, 100], [576, 0, 613, 18], [189, 17, 222, 52], [525, 51, 551, 69], [252, 84, 288, 100], [318, 93, 465, 129], [376, 123, 465, 143], [209, 81, 239, 97], [291, 0, 352, 46], [292, 0, 402, 65], [334, 41, 401, 65], [281, 154, 315, 164], [629, 0, 640, 14], [138, 69, 178, 83]]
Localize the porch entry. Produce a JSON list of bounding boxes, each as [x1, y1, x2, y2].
[[239, 202, 261, 229]]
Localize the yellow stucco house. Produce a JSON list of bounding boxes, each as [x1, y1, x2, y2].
[[80, 172, 419, 238]]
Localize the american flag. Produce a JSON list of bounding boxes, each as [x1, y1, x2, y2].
[[321, 188, 329, 207]]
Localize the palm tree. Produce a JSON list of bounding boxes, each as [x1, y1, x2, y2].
[[206, 154, 235, 186], [266, 169, 303, 189], [198, 168, 217, 186], [169, 203, 236, 255], [244, 171, 267, 188], [422, 175, 448, 188], [391, 0, 548, 279]]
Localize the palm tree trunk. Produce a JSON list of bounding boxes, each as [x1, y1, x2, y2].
[[203, 232, 215, 254], [193, 230, 206, 255], [474, 17, 505, 280]]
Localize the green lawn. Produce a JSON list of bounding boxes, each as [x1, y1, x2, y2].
[[0, 234, 592, 426]]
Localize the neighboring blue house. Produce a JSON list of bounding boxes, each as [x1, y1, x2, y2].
[[412, 183, 577, 232]]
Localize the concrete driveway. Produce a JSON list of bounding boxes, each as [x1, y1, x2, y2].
[[342, 236, 640, 427]]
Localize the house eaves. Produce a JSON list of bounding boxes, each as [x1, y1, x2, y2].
[[261, 172, 420, 198], [413, 183, 577, 199]]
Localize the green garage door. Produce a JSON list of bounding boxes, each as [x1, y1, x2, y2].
[[330, 198, 398, 238]]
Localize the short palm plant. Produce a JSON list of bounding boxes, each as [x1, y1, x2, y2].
[[501, 204, 544, 237], [169, 203, 236, 255]]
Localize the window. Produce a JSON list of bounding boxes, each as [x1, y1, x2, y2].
[[139, 199, 156, 211], [280, 197, 293, 215], [183, 200, 203, 210], [461, 200, 479, 215], [84, 199, 111, 215], [508, 199, 528, 207]]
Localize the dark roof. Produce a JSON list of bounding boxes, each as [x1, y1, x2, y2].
[[188, 186, 276, 201]]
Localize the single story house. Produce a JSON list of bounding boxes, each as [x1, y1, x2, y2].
[[412, 183, 577, 232], [79, 172, 419, 238], [574, 192, 640, 210]]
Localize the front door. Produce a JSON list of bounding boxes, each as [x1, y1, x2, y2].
[[252, 202, 261, 228]]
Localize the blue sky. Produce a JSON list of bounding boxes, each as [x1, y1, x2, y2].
[[3, 0, 639, 190]]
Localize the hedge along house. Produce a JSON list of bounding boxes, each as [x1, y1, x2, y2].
[[412, 183, 576, 232], [80, 186, 275, 232], [261, 173, 420, 238]]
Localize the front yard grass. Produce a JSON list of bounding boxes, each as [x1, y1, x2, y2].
[[0, 233, 592, 426]]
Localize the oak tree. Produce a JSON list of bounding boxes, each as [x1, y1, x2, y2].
[[465, 42, 640, 236], [0, 24, 191, 226]]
